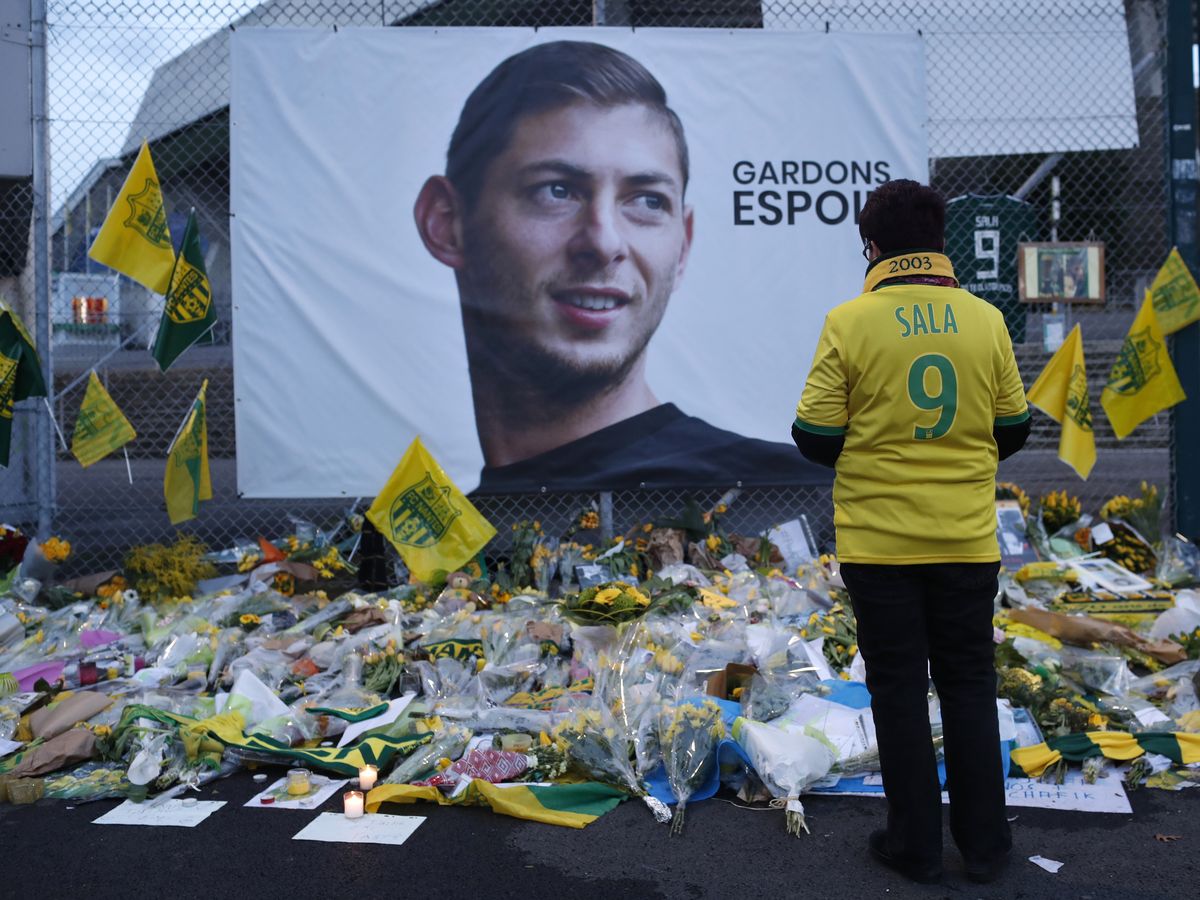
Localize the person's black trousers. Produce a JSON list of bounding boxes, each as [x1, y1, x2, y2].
[[840, 561, 1011, 869]]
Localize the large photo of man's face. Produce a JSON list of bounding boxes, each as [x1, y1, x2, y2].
[[412, 41, 822, 492]]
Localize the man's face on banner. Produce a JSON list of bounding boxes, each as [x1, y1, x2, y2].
[[458, 101, 693, 391]]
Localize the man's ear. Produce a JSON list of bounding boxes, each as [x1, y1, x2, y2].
[[675, 205, 695, 283], [414, 175, 466, 269]]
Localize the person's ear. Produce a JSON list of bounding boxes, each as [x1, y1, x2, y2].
[[674, 205, 695, 283], [413, 175, 466, 269]]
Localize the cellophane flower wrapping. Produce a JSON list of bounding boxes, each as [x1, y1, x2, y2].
[[657, 698, 725, 834]]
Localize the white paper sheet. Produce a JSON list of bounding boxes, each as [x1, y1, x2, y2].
[[292, 812, 424, 846], [337, 692, 416, 748], [93, 799, 225, 827], [1029, 855, 1065, 873], [245, 775, 348, 810]]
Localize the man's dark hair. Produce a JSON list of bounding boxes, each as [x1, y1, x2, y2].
[[858, 179, 946, 253], [446, 40, 689, 210]]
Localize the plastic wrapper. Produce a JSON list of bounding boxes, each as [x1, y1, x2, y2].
[[1057, 646, 1134, 697], [43, 761, 143, 802], [1149, 589, 1200, 641], [384, 724, 473, 784], [551, 704, 670, 823], [1157, 536, 1200, 588], [656, 698, 725, 834], [733, 715, 836, 835]]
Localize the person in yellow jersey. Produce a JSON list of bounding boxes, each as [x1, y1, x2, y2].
[[792, 180, 1030, 886]]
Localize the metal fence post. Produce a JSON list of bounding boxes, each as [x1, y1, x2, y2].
[[598, 491, 613, 543], [1165, 0, 1199, 538], [29, 0, 54, 539]]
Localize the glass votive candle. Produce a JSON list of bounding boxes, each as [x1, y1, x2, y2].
[[286, 768, 311, 796], [343, 790, 364, 818], [357, 765, 378, 791]]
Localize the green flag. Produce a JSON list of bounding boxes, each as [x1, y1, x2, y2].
[[0, 300, 47, 467], [152, 209, 216, 372], [71, 371, 136, 467], [163, 378, 212, 524]]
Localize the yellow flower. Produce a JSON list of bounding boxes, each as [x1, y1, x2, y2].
[[848, 644, 858, 656], [593, 587, 622, 606], [706, 534, 721, 552], [629, 564, 639, 578], [239, 614, 261, 625], [42, 536, 72, 562], [715, 504, 728, 514], [642, 523, 653, 533]]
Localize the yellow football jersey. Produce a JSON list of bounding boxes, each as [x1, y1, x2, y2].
[[794, 252, 1028, 564]]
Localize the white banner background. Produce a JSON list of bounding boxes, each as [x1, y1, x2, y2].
[[231, 28, 927, 497]]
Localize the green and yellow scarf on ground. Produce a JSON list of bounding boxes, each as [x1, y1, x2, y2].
[[366, 779, 626, 829], [1010, 730, 1200, 778], [110, 704, 431, 776]]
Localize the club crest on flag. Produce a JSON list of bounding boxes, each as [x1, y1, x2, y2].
[[165, 258, 212, 324], [1106, 328, 1162, 395], [389, 474, 462, 548], [1154, 272, 1199, 322], [0, 352, 17, 419], [123, 178, 171, 249], [1066, 364, 1092, 430]]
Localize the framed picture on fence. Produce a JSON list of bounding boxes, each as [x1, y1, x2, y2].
[[1017, 242, 1106, 304]]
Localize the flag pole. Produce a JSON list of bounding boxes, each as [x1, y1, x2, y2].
[[42, 397, 68, 452]]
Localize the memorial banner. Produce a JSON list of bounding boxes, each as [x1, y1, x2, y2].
[[231, 28, 927, 496]]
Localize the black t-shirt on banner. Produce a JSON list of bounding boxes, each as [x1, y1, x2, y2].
[[473, 403, 832, 494]]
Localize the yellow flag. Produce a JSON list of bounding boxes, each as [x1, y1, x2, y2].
[[1026, 324, 1095, 480], [1149, 247, 1200, 335], [71, 371, 136, 467], [163, 379, 212, 524], [367, 437, 496, 583], [88, 141, 175, 294], [1101, 293, 1187, 440]]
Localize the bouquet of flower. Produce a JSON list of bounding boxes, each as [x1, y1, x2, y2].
[[801, 602, 859, 674], [531, 538, 558, 594], [551, 706, 670, 822], [1039, 490, 1083, 534], [657, 698, 725, 834], [557, 581, 652, 626], [1101, 482, 1162, 546], [363, 638, 405, 695]]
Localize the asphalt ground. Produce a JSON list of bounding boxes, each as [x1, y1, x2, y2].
[[2, 769, 1197, 900]]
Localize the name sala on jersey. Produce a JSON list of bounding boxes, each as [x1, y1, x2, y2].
[[894, 303, 958, 338]]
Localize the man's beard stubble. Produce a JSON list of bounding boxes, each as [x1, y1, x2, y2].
[[457, 239, 665, 424]]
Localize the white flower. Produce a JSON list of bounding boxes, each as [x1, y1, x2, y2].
[[122, 589, 140, 603]]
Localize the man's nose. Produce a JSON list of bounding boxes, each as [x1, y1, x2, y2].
[[568, 200, 627, 266]]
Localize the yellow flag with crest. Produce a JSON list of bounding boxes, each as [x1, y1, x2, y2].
[[1101, 293, 1186, 440], [1026, 324, 1095, 480], [367, 437, 496, 582], [163, 379, 212, 524], [71, 371, 136, 467], [1148, 247, 1200, 335], [88, 141, 175, 294]]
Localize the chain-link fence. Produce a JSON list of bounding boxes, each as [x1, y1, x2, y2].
[[0, 0, 1183, 570]]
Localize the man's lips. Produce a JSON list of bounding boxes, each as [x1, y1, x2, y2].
[[550, 288, 632, 331]]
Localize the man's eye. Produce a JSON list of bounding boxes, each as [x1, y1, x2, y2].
[[632, 193, 670, 214], [533, 182, 575, 202]]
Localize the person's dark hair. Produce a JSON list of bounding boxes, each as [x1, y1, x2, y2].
[[446, 41, 689, 209], [858, 179, 946, 253]]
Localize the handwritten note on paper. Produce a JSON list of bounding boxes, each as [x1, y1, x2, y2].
[[93, 799, 225, 828], [1004, 773, 1131, 814], [292, 812, 424, 846]]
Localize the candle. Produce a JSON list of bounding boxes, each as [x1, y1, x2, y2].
[[286, 768, 311, 796], [343, 790, 364, 818], [357, 765, 378, 791]]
